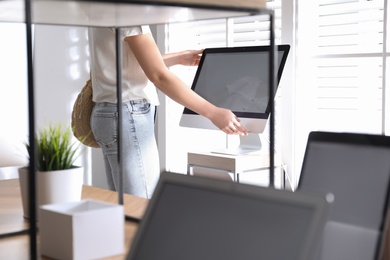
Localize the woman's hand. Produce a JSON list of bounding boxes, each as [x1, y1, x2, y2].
[[162, 49, 203, 67], [208, 107, 248, 136], [177, 49, 203, 66]]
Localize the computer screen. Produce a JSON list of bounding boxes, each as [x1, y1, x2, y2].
[[298, 131, 390, 260], [179, 45, 290, 155], [127, 172, 332, 260], [179, 44, 290, 133]]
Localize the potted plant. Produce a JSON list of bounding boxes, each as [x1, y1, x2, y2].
[[18, 123, 84, 219]]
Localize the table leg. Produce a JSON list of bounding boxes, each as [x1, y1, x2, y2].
[[187, 165, 193, 176]]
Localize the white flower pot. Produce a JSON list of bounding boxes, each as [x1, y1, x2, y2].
[[18, 166, 84, 219]]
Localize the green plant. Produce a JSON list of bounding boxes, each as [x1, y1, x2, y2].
[[26, 123, 80, 171]]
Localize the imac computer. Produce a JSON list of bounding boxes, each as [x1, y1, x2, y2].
[[179, 44, 290, 155]]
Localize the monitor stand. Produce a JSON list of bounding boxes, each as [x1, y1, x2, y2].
[[211, 133, 262, 156]]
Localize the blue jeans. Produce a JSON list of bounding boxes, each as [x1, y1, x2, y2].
[[91, 99, 160, 198]]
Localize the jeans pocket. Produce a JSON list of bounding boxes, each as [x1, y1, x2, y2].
[[130, 99, 151, 115], [91, 111, 118, 148]]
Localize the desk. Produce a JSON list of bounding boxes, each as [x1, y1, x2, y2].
[[0, 179, 148, 259], [187, 151, 285, 188]]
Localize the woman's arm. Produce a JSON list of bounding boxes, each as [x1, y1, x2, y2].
[[124, 33, 247, 136]]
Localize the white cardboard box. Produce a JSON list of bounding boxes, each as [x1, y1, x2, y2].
[[39, 199, 124, 260]]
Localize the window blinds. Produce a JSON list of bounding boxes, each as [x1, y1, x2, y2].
[[312, 0, 386, 133]]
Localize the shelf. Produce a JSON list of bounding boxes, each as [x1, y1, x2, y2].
[[0, 0, 266, 26], [0, 1, 275, 258]]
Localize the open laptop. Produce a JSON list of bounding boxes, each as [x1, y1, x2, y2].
[[127, 172, 333, 260], [298, 131, 390, 260]]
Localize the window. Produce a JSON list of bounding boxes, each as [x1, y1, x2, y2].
[[295, 0, 389, 185], [313, 0, 385, 133], [158, 0, 389, 189]]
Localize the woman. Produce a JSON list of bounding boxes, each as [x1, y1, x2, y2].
[[89, 25, 247, 198]]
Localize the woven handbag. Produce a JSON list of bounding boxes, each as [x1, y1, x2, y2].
[[71, 77, 99, 148]]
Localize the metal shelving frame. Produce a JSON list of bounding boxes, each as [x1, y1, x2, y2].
[[0, 1, 275, 258]]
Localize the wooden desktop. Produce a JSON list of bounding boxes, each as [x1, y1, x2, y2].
[[1, 177, 389, 259], [0, 179, 148, 259]]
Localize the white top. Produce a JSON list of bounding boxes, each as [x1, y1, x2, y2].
[[88, 26, 160, 105]]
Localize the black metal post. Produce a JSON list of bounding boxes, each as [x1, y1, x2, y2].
[[269, 10, 276, 188], [115, 28, 124, 205], [25, 0, 38, 258]]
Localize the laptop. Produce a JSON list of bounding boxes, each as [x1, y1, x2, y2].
[[298, 131, 390, 260], [127, 172, 333, 260]]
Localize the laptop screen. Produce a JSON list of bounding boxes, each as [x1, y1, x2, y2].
[[298, 131, 390, 260], [127, 172, 332, 260]]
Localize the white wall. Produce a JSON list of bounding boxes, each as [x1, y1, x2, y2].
[[0, 23, 102, 185], [33, 24, 94, 185], [0, 23, 29, 167], [33, 25, 89, 128]]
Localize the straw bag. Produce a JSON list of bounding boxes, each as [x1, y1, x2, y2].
[[71, 77, 99, 148]]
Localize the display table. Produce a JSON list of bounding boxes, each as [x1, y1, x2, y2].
[[187, 151, 285, 188], [0, 179, 148, 259], [0, 0, 272, 256]]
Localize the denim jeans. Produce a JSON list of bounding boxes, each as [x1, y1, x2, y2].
[[91, 99, 159, 198]]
